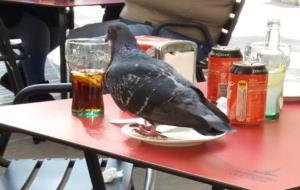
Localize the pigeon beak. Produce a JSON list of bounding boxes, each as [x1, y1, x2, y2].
[[104, 34, 108, 42], [104, 34, 112, 48]]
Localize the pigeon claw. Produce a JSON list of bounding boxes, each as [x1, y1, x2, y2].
[[129, 122, 140, 128], [130, 123, 167, 138]]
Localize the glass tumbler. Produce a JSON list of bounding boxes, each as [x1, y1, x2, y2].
[[65, 38, 110, 117]]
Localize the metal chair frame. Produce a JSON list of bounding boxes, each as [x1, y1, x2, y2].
[[0, 19, 26, 94]]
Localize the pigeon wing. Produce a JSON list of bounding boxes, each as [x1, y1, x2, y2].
[[106, 56, 233, 135], [143, 85, 232, 135], [106, 56, 184, 115]]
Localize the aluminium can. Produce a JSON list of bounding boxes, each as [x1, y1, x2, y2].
[[207, 46, 243, 102], [227, 63, 268, 126]]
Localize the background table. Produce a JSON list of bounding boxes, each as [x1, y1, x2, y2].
[[0, 0, 124, 85], [1, 0, 124, 7], [0, 83, 299, 189]]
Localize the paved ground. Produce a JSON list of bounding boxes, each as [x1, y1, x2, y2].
[[0, 1, 300, 189]]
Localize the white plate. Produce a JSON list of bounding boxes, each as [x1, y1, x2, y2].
[[121, 124, 225, 147]]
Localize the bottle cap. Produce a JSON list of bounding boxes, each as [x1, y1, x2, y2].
[[267, 18, 281, 28]]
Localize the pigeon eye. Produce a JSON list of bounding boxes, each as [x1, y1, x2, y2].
[[107, 28, 113, 34]]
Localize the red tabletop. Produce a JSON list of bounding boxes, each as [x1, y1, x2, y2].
[[0, 0, 124, 7], [0, 83, 299, 189]]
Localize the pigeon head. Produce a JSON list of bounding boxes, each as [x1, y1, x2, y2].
[[106, 23, 140, 58]]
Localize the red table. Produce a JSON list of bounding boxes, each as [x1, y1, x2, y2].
[[0, 83, 299, 190], [0, 0, 124, 86], [0, 0, 124, 7]]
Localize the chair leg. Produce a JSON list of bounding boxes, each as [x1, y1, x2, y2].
[[0, 157, 10, 167], [196, 68, 206, 82], [0, 132, 11, 156], [84, 150, 106, 190], [131, 185, 135, 190], [143, 168, 156, 190], [211, 184, 224, 190], [32, 136, 46, 144]]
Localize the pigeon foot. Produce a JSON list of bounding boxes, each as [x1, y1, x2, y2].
[[129, 123, 167, 138]]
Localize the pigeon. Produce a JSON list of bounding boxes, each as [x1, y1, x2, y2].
[[105, 23, 235, 136]]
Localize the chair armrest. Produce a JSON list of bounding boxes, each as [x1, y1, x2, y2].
[[151, 21, 212, 82], [151, 21, 214, 74], [151, 20, 215, 49], [13, 83, 72, 104]]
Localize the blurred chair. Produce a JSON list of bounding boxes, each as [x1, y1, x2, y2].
[[0, 18, 27, 95], [68, 0, 245, 82], [0, 18, 47, 143]]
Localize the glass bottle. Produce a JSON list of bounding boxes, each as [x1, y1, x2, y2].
[[259, 19, 287, 120]]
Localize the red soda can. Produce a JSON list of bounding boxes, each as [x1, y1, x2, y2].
[[207, 46, 243, 102], [227, 63, 268, 126]]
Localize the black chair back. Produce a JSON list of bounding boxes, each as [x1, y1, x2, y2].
[[217, 0, 246, 46], [0, 18, 26, 94]]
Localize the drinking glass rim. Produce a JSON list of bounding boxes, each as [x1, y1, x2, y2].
[[66, 37, 107, 45], [250, 41, 290, 48]]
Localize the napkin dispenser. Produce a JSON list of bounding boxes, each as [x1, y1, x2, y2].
[[136, 35, 197, 83]]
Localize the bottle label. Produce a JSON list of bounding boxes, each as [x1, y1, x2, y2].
[[227, 73, 268, 125], [207, 57, 242, 101], [236, 80, 247, 122]]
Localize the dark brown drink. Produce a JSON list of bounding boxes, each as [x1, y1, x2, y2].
[[70, 69, 105, 117]]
